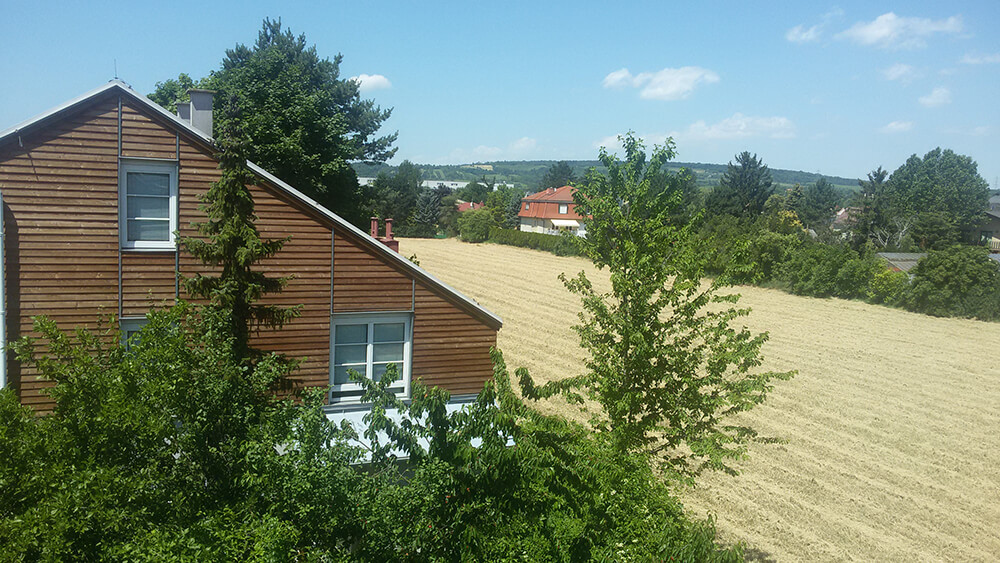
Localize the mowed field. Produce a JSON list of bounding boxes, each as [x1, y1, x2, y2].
[[400, 238, 1000, 562]]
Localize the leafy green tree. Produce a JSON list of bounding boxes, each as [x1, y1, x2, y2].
[[539, 160, 576, 190], [852, 166, 894, 247], [525, 134, 792, 480], [457, 207, 494, 242], [903, 245, 1000, 320], [364, 160, 423, 231], [148, 72, 200, 113], [456, 177, 493, 203], [485, 185, 526, 229], [911, 211, 959, 250], [150, 18, 397, 226], [181, 95, 300, 361], [706, 151, 774, 218], [887, 148, 989, 229]]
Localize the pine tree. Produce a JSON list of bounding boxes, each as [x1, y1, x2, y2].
[[181, 95, 301, 362]]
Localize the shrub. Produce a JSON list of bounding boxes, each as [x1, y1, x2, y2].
[[488, 227, 582, 256], [865, 267, 909, 305], [779, 243, 855, 297], [458, 208, 494, 242], [903, 245, 1000, 320]]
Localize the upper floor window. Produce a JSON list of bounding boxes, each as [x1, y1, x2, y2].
[[120, 159, 178, 249], [120, 317, 148, 349], [558, 203, 568, 214], [331, 312, 412, 402], [525, 202, 530, 210]]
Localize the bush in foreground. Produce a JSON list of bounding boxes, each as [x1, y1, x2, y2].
[[0, 308, 740, 560]]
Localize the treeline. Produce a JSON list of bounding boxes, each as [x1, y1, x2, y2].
[[353, 159, 860, 192]]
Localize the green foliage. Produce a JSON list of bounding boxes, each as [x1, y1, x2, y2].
[[799, 177, 840, 228], [458, 208, 495, 243], [180, 95, 300, 361], [148, 72, 201, 113], [727, 230, 803, 285], [539, 160, 577, 190], [488, 227, 583, 256], [529, 134, 792, 480], [365, 160, 424, 234], [910, 210, 959, 250], [438, 193, 461, 237], [706, 151, 774, 218], [485, 185, 527, 230], [410, 188, 442, 237], [1, 306, 364, 559], [903, 245, 1000, 320], [150, 18, 396, 226], [456, 177, 494, 203]]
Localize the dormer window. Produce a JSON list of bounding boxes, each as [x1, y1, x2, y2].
[[559, 203, 568, 214]]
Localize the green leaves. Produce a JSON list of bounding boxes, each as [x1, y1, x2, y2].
[[545, 133, 793, 479]]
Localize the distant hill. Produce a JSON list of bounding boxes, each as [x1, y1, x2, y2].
[[353, 160, 861, 194]]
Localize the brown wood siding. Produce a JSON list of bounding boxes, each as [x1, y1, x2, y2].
[[121, 252, 176, 316], [411, 285, 496, 395], [172, 141, 333, 394], [332, 232, 412, 312], [1, 86, 499, 410], [0, 93, 121, 409]]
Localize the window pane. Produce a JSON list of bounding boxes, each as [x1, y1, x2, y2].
[[127, 219, 169, 241], [373, 322, 405, 342], [335, 344, 367, 365], [127, 195, 169, 219], [373, 342, 403, 362], [127, 172, 170, 196], [373, 362, 403, 383], [334, 365, 367, 385], [335, 324, 367, 344]]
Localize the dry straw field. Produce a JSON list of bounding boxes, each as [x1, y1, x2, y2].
[[401, 238, 1000, 562]]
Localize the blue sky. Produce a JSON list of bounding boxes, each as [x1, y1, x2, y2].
[[2, 1, 997, 185]]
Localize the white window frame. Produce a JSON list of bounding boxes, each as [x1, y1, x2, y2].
[[120, 317, 148, 348], [330, 312, 413, 403], [558, 203, 568, 214], [119, 159, 178, 250]]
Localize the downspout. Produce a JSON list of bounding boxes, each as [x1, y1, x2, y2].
[[1, 189, 6, 389]]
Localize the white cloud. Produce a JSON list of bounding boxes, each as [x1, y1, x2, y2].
[[883, 63, 916, 82], [971, 125, 991, 136], [836, 12, 962, 49], [685, 113, 796, 140], [446, 137, 539, 163], [960, 52, 1000, 65], [508, 137, 537, 154], [602, 66, 719, 101], [918, 87, 951, 107], [786, 24, 821, 43], [602, 68, 633, 89], [880, 121, 913, 133], [350, 73, 392, 92]]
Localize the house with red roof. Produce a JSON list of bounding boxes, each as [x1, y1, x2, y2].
[[456, 201, 484, 213], [518, 185, 586, 236]]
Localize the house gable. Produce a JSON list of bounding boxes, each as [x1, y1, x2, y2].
[[0, 81, 500, 411]]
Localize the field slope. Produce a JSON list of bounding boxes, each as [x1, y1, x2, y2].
[[401, 238, 1000, 562]]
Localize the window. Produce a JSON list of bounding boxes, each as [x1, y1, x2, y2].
[[120, 317, 148, 348], [558, 203, 568, 214], [120, 159, 178, 249], [525, 202, 530, 210], [331, 313, 412, 402]]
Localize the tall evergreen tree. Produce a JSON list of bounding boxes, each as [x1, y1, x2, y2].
[[181, 95, 301, 362], [707, 151, 774, 218], [539, 160, 576, 191]]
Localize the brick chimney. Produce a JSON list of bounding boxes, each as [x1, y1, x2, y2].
[[368, 217, 399, 252]]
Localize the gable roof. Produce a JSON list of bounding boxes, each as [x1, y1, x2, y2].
[[523, 185, 575, 203], [0, 80, 501, 330]]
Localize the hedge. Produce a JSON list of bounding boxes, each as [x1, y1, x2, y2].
[[488, 227, 583, 256]]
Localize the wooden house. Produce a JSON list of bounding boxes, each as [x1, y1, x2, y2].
[[518, 185, 586, 236], [0, 80, 501, 414]]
